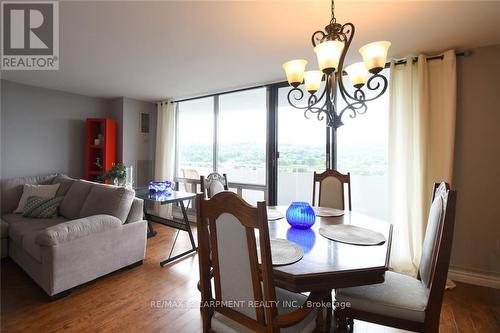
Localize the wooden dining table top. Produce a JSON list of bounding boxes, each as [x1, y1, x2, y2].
[[267, 206, 393, 293]]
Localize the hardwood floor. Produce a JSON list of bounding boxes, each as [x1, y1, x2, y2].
[[1, 223, 499, 332]]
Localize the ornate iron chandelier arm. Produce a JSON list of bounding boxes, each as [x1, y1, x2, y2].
[[286, 87, 330, 119], [338, 100, 368, 120], [359, 73, 389, 102], [311, 30, 326, 47], [286, 86, 326, 111], [336, 23, 357, 103]]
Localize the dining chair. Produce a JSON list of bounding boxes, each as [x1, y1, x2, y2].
[[200, 172, 229, 198], [182, 168, 200, 192], [312, 170, 352, 210], [334, 182, 457, 333], [196, 191, 331, 333]]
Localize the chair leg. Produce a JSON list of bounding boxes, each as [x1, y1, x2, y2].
[[325, 293, 333, 333], [347, 318, 354, 333], [335, 307, 348, 332], [200, 306, 212, 333]]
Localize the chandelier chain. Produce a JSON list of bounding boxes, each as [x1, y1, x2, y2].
[[330, 0, 336, 24]]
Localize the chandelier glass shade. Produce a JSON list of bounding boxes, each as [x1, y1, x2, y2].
[[282, 0, 391, 129]]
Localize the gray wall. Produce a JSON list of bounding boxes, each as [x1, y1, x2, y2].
[[451, 44, 500, 277], [110, 97, 156, 187], [1, 80, 110, 179], [110, 98, 124, 163]]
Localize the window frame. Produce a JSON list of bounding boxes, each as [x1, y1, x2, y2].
[[174, 87, 269, 203], [174, 72, 389, 206]]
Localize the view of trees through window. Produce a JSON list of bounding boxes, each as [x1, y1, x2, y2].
[[176, 72, 389, 218], [176, 88, 267, 204], [176, 97, 213, 177], [277, 84, 327, 205], [337, 68, 390, 219]]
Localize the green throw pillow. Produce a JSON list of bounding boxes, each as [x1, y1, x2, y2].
[[23, 196, 64, 218]]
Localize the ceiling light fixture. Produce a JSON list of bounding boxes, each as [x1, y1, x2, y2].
[[282, 0, 391, 129]]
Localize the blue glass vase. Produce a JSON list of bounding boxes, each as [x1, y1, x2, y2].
[[286, 202, 316, 229]]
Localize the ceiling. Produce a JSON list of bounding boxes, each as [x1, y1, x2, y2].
[[2, 1, 500, 101]]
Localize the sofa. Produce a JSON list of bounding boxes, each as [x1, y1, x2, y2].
[[0, 174, 147, 300]]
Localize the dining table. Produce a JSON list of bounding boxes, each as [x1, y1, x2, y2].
[[267, 206, 393, 293]]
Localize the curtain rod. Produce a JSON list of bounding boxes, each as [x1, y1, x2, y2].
[[389, 50, 470, 67], [171, 50, 470, 104]]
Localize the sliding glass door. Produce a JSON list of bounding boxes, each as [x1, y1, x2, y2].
[[276, 85, 327, 205], [176, 97, 214, 178], [176, 88, 267, 205], [218, 88, 267, 204], [336, 68, 390, 220]]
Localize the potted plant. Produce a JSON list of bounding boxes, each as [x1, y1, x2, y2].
[[104, 163, 127, 186]]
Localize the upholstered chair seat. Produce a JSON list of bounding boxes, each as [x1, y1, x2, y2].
[[335, 183, 457, 333], [212, 287, 317, 333], [336, 271, 428, 322]]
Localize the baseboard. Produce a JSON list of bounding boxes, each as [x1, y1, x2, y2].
[[448, 268, 500, 290]]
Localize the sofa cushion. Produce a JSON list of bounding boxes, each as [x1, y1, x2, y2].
[[5, 213, 67, 245], [5, 214, 67, 262], [59, 180, 94, 220], [125, 198, 144, 224], [2, 213, 27, 225], [1, 175, 56, 215], [36, 214, 122, 246], [79, 184, 135, 223], [23, 196, 64, 218], [51, 174, 76, 197]]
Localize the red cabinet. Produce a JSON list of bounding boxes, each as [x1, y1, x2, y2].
[[85, 118, 116, 182]]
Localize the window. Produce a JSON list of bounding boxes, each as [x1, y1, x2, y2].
[[218, 88, 267, 185], [336, 68, 390, 220], [176, 97, 214, 178], [277, 85, 327, 205], [176, 88, 267, 204], [174, 72, 390, 216]]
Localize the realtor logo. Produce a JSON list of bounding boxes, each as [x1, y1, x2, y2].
[[1, 1, 59, 70]]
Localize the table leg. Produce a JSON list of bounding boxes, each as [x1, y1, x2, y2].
[[147, 221, 157, 238], [143, 202, 157, 238], [159, 200, 198, 266], [181, 200, 197, 249]]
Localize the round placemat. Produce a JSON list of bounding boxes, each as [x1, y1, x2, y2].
[[319, 224, 386, 246], [314, 206, 345, 217], [267, 209, 285, 221], [257, 238, 304, 266]]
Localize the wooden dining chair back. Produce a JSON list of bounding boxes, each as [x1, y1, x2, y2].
[[312, 169, 351, 210], [182, 168, 200, 193], [196, 191, 278, 332], [335, 182, 457, 333], [200, 173, 229, 198], [196, 191, 329, 333], [419, 182, 457, 331]]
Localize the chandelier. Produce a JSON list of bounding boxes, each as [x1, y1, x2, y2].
[[282, 0, 391, 129]]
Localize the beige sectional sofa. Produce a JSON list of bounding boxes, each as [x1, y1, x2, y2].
[[0, 174, 147, 300]]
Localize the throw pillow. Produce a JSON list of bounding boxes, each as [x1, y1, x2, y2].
[[13, 183, 60, 213], [23, 196, 64, 218]]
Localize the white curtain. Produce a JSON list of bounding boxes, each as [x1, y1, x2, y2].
[[154, 100, 176, 218], [388, 50, 456, 276]]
